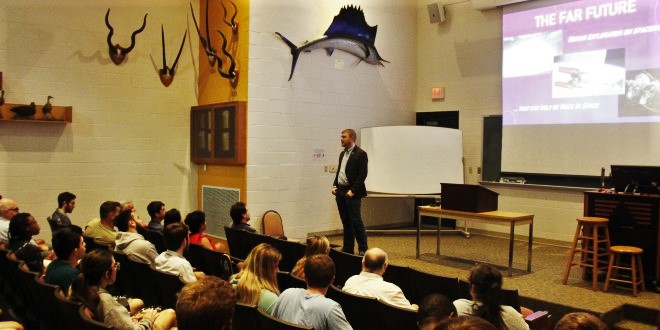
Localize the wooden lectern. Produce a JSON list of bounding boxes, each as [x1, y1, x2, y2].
[[441, 183, 498, 212]]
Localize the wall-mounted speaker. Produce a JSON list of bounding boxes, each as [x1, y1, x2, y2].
[[427, 2, 447, 24]]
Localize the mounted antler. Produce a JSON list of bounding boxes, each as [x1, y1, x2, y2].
[[105, 9, 148, 65], [216, 30, 238, 87], [221, 0, 239, 34], [190, 2, 217, 68], [159, 25, 187, 87]]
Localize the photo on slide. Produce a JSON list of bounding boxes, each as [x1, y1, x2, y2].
[[503, 30, 563, 78], [618, 68, 660, 116], [552, 48, 625, 98]]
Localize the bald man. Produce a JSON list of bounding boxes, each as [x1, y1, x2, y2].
[[0, 198, 20, 245], [342, 248, 418, 311]]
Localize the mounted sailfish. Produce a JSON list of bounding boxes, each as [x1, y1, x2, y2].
[[276, 5, 387, 81]]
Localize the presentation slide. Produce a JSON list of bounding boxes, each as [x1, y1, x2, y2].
[[501, 0, 660, 176]]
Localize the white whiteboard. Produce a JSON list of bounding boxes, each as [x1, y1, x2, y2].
[[361, 126, 464, 194]]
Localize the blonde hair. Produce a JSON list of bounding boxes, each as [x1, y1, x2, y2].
[[232, 243, 281, 305], [291, 235, 331, 278]]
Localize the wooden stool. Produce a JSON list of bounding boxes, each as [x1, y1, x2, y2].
[[604, 245, 645, 296], [562, 216, 611, 290]]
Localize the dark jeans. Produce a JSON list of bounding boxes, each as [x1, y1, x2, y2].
[[336, 191, 368, 254]]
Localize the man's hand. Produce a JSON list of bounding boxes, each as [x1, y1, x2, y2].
[[332, 186, 338, 195], [346, 190, 354, 198]]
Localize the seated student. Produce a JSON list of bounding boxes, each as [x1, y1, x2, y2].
[[417, 294, 457, 330], [453, 264, 529, 330], [343, 247, 418, 311], [45, 225, 86, 293], [71, 249, 176, 330], [85, 201, 121, 247], [50, 191, 76, 230], [436, 315, 497, 330], [554, 312, 608, 330], [176, 276, 237, 330], [8, 213, 46, 273], [229, 202, 256, 233], [291, 235, 331, 279], [146, 201, 166, 232], [153, 222, 204, 284], [114, 210, 158, 264], [273, 254, 352, 330], [230, 243, 281, 314], [163, 208, 182, 227], [184, 210, 226, 251]]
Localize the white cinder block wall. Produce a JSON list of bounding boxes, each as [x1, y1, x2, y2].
[[415, 1, 582, 243], [247, 0, 418, 239], [0, 0, 199, 240]]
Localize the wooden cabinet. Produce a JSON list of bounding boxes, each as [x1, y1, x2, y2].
[[190, 101, 246, 165], [584, 191, 660, 282]]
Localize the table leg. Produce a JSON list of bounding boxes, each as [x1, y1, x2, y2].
[[508, 221, 515, 277], [436, 217, 441, 255], [416, 212, 421, 259], [527, 220, 533, 273]]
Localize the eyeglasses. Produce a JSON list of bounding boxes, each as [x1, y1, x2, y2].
[[112, 262, 121, 270], [9, 207, 19, 212]]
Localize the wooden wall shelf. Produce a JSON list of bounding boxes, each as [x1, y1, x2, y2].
[[0, 103, 72, 123]]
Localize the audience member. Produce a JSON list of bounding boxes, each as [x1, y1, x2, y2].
[[176, 276, 237, 330], [45, 225, 86, 293], [114, 209, 158, 264], [147, 201, 166, 232], [436, 315, 498, 330], [273, 254, 352, 330], [50, 192, 76, 229], [554, 312, 608, 330], [417, 294, 456, 330], [164, 208, 182, 227], [8, 213, 45, 273], [185, 210, 226, 251], [85, 201, 121, 247], [453, 264, 529, 330], [71, 249, 176, 330], [343, 247, 418, 311], [154, 222, 203, 284], [230, 243, 281, 313], [291, 235, 331, 278], [120, 200, 146, 230], [229, 202, 256, 233], [0, 198, 20, 245]]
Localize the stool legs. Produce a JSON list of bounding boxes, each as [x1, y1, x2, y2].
[[604, 250, 645, 297], [563, 220, 610, 290], [562, 224, 582, 285]]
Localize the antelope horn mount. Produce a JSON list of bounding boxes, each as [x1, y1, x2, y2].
[[216, 29, 238, 87], [159, 25, 188, 87], [106, 8, 148, 65], [221, 0, 239, 34], [190, 2, 217, 68]]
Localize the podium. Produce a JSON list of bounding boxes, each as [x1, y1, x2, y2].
[[441, 183, 498, 212]]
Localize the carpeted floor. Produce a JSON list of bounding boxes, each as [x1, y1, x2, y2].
[[326, 231, 660, 326]]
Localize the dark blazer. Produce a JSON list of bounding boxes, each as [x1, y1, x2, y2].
[[333, 145, 369, 198]]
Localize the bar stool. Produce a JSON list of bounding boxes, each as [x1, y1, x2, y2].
[[562, 216, 611, 290], [604, 245, 645, 296]]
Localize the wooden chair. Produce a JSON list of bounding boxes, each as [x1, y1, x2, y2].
[[329, 249, 362, 287], [256, 307, 313, 330], [377, 300, 418, 330], [277, 271, 306, 292], [232, 302, 262, 330], [409, 267, 460, 302], [79, 305, 113, 330], [142, 229, 167, 253], [262, 210, 287, 240], [327, 285, 383, 330], [54, 289, 85, 330]]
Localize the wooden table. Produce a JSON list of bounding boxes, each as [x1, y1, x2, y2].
[[416, 206, 534, 276]]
